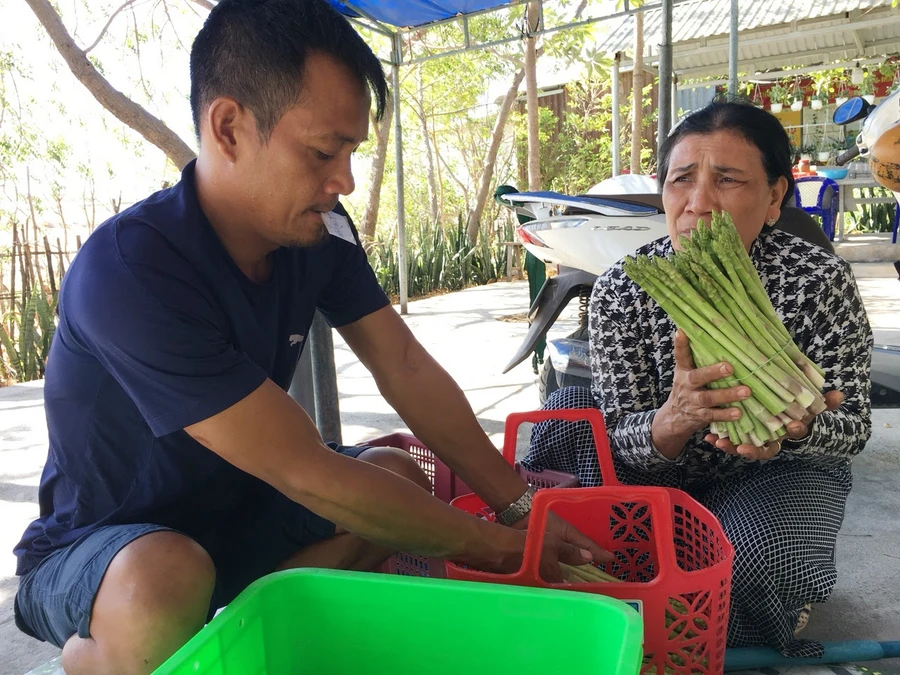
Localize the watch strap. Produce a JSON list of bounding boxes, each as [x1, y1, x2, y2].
[[496, 486, 536, 526]]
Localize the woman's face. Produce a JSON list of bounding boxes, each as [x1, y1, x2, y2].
[[662, 130, 788, 251]]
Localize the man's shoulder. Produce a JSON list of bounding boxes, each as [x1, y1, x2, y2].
[[74, 181, 202, 277]]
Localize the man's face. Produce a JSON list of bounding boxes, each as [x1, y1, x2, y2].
[[239, 52, 370, 248]]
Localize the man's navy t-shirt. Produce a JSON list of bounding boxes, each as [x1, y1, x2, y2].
[[14, 160, 389, 576]]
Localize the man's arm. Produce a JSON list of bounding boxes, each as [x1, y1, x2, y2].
[[185, 379, 523, 569], [336, 305, 533, 514]]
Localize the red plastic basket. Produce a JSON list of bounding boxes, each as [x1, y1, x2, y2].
[[445, 409, 734, 675], [366, 432, 579, 578]]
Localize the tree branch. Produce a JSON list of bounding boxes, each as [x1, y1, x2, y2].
[[23, 0, 196, 168], [189, 0, 215, 10], [84, 0, 140, 54]]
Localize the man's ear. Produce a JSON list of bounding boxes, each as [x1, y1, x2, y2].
[[204, 97, 256, 163]]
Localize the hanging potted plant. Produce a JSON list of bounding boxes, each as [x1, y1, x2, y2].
[[834, 69, 850, 105], [817, 136, 833, 163], [790, 79, 804, 111], [810, 71, 831, 110], [800, 143, 816, 162], [880, 61, 898, 94], [768, 82, 788, 113], [811, 90, 828, 110], [751, 84, 764, 108], [859, 73, 876, 104]]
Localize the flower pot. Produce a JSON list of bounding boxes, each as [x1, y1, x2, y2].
[[770, 102, 783, 113], [811, 99, 823, 110], [817, 151, 832, 162], [835, 97, 848, 106], [800, 154, 813, 162], [863, 94, 875, 104], [791, 100, 803, 112]]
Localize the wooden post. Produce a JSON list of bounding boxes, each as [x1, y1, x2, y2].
[[10, 224, 17, 334], [44, 235, 57, 297], [57, 238, 66, 279]]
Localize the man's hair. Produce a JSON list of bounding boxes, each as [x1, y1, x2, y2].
[[189, 0, 388, 141], [658, 99, 795, 208]]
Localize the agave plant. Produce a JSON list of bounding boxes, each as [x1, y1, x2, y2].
[[0, 286, 58, 383]]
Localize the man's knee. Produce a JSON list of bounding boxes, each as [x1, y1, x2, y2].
[[61, 531, 215, 675], [98, 531, 215, 622], [357, 446, 432, 493]]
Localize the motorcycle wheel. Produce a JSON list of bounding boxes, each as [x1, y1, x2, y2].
[[538, 358, 560, 405]]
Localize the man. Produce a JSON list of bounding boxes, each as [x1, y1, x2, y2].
[[13, 1, 606, 673]]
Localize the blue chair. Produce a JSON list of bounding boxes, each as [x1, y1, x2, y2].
[[793, 176, 839, 241]]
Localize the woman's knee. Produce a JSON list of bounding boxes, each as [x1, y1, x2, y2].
[[357, 446, 432, 493]]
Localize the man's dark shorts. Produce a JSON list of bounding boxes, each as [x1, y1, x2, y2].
[[14, 442, 367, 648]]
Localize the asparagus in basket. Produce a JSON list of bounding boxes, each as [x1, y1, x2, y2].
[[622, 211, 827, 447]]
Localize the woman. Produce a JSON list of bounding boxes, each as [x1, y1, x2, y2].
[[525, 100, 872, 658]]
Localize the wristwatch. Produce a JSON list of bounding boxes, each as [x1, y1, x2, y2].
[[496, 487, 536, 526]]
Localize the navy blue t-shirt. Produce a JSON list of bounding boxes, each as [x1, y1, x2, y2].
[[14, 161, 389, 576]]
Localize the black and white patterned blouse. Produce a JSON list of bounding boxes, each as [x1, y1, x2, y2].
[[588, 227, 873, 491]]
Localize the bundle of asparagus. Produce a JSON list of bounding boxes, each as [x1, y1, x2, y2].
[[622, 211, 827, 447]]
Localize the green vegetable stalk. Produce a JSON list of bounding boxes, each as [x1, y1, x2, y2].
[[623, 212, 827, 446]]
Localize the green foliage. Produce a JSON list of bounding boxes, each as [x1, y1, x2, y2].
[[0, 285, 58, 383], [367, 214, 514, 300], [847, 187, 898, 235]]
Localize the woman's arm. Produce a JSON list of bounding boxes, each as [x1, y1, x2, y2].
[[781, 261, 872, 462], [589, 271, 680, 472]]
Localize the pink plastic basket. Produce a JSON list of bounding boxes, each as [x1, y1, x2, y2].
[[366, 432, 578, 578]]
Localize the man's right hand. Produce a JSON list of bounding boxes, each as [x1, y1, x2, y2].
[[185, 378, 611, 581], [464, 519, 600, 583], [651, 329, 752, 459]]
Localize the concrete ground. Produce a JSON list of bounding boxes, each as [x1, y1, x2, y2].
[[2, 263, 899, 675]]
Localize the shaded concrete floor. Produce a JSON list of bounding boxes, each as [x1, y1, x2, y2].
[[3, 263, 900, 674]]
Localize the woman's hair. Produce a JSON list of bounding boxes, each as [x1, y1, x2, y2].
[[657, 100, 795, 207]]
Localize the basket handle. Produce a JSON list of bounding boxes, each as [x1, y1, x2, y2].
[[519, 486, 678, 581], [502, 408, 621, 487]]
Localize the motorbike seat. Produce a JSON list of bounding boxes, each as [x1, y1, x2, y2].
[[562, 193, 664, 215]]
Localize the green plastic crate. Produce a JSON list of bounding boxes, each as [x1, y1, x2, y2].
[[154, 568, 643, 675]]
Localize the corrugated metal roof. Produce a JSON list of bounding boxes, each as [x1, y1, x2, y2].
[[596, 0, 900, 77]]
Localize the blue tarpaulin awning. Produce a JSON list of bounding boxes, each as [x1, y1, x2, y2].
[[330, 0, 511, 29]]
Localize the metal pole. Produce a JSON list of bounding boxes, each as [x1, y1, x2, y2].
[[671, 73, 678, 126], [611, 52, 621, 177], [289, 338, 316, 418], [392, 33, 408, 314], [309, 311, 342, 444], [657, 0, 673, 154], [728, 0, 739, 99]]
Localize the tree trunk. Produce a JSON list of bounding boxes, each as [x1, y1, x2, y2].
[[416, 68, 440, 226], [24, 0, 196, 169], [359, 95, 393, 246], [630, 8, 645, 175], [466, 68, 526, 244], [524, 0, 541, 191]]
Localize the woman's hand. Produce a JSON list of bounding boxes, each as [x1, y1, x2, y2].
[[652, 329, 752, 459], [706, 390, 845, 461]]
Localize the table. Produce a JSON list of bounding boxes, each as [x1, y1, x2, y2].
[[835, 176, 897, 241]]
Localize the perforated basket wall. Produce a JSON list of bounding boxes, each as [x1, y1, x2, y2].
[[442, 409, 734, 675]]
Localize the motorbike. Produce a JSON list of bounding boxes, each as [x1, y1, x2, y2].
[[499, 93, 900, 406], [833, 89, 900, 407]]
